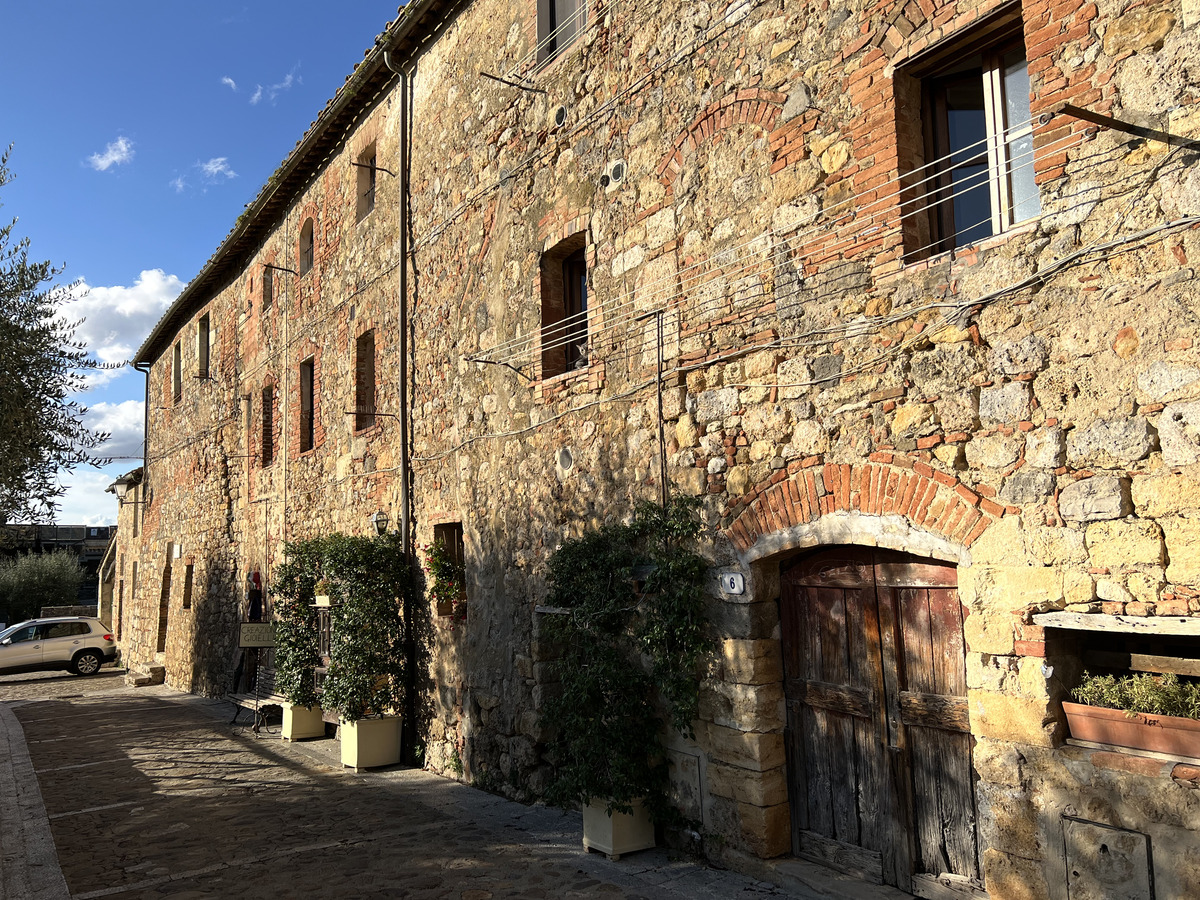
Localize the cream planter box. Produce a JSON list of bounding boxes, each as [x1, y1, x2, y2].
[[314, 594, 332, 607], [582, 798, 655, 860], [340, 716, 401, 769], [282, 704, 325, 741]]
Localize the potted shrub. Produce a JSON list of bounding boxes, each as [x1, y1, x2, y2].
[[540, 498, 711, 859], [271, 546, 325, 741], [317, 533, 412, 770], [1065, 671, 1200, 757], [314, 577, 333, 607]]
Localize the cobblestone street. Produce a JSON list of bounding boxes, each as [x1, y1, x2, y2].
[[0, 674, 895, 900]]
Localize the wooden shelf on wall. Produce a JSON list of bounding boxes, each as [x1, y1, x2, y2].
[[1033, 612, 1200, 637]]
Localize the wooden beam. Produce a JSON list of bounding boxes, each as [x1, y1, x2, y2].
[[1033, 612, 1200, 636], [1083, 649, 1200, 678]]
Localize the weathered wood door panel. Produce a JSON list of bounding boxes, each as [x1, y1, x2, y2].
[[781, 547, 980, 893]]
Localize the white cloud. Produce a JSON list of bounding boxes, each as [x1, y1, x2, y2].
[[85, 400, 145, 462], [221, 75, 238, 91], [170, 175, 187, 193], [58, 269, 185, 386], [199, 157, 237, 180], [87, 136, 134, 172], [53, 467, 124, 526], [250, 67, 300, 106]]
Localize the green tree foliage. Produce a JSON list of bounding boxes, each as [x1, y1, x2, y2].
[[541, 497, 713, 820], [0, 148, 108, 523], [0, 550, 85, 625]]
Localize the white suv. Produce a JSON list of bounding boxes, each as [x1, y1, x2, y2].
[[0, 617, 117, 676]]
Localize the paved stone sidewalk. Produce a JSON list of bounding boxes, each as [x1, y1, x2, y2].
[[1, 675, 901, 899]]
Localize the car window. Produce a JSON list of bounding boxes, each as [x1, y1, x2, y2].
[[45, 622, 90, 639], [6, 625, 41, 643]]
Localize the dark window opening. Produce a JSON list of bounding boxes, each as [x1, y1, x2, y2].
[[299, 218, 314, 276], [198, 314, 211, 378], [182, 564, 194, 610], [355, 331, 376, 431], [540, 233, 589, 378], [300, 357, 315, 452], [172, 341, 182, 403], [433, 522, 466, 617], [157, 563, 171, 653], [261, 384, 275, 466]]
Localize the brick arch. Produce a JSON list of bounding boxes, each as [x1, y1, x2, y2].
[[725, 453, 1009, 560], [656, 88, 787, 195]]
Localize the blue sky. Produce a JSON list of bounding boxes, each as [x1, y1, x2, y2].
[[2, 2, 402, 525]]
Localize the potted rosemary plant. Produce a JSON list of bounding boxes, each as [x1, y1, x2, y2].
[[1065, 670, 1200, 757]]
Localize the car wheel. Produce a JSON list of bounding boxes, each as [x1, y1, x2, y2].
[[73, 650, 103, 676]]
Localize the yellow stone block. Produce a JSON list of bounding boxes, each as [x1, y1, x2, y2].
[[1085, 520, 1164, 568], [969, 690, 1056, 747]]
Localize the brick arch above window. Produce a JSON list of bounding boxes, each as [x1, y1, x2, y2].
[[725, 453, 1009, 562], [656, 89, 788, 197]]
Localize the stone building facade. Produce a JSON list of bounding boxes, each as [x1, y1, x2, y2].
[[110, 0, 1200, 895]]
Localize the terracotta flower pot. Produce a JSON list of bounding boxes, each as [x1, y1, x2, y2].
[[1063, 701, 1200, 757]]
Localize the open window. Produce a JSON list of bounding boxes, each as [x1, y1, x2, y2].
[[356, 143, 377, 222], [299, 218, 314, 276], [540, 233, 589, 378], [898, 9, 1040, 260], [537, 0, 586, 67]]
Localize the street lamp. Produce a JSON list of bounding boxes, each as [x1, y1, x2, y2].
[[373, 510, 390, 535]]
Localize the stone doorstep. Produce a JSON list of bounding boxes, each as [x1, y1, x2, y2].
[[722, 848, 914, 900]]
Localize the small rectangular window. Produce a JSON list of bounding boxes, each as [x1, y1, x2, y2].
[[900, 12, 1039, 261], [299, 219, 315, 276], [300, 358, 315, 452], [132, 487, 140, 539], [355, 331, 376, 431], [356, 145, 377, 221], [261, 384, 275, 466], [537, 0, 586, 66], [131, 561, 138, 598], [197, 314, 211, 378], [263, 267, 274, 311], [182, 564, 194, 610], [432, 522, 466, 617], [540, 234, 589, 378], [172, 341, 182, 403]]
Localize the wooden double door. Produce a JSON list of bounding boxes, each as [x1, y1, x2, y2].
[[780, 547, 983, 897]]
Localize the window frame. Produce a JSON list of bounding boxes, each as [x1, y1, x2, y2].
[[172, 340, 183, 404], [354, 331, 376, 432], [539, 232, 589, 380], [299, 357, 315, 453], [899, 10, 1039, 262], [261, 383, 275, 467], [197, 314, 211, 379], [299, 218, 315, 277], [537, 0, 587, 68], [356, 144, 377, 222]]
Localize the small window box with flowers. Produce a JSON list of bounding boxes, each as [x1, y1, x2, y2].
[[425, 538, 466, 621]]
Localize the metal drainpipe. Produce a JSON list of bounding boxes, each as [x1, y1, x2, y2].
[[383, 50, 412, 559]]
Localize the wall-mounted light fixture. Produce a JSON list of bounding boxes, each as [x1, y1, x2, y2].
[[373, 510, 390, 535]]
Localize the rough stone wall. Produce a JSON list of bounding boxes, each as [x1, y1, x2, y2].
[[108, 0, 1200, 895], [112, 92, 406, 697], [405, 0, 1200, 894]]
